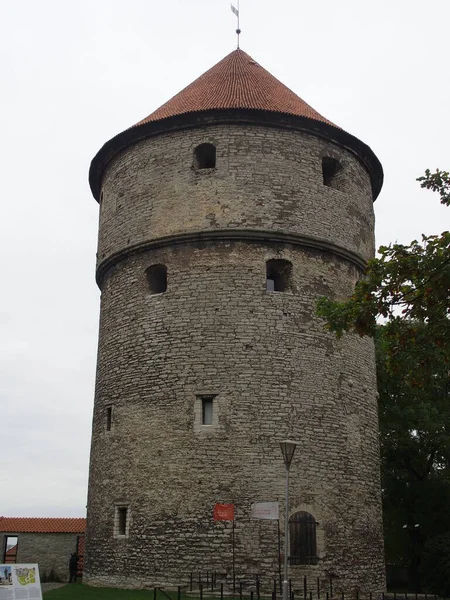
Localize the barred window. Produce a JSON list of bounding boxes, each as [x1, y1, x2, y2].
[[289, 511, 318, 565]]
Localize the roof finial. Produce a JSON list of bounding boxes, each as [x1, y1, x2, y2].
[[231, 1, 241, 48]]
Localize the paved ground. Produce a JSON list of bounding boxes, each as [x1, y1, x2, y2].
[[41, 583, 67, 593]]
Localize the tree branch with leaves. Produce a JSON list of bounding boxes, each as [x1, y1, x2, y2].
[[317, 169, 450, 387], [317, 170, 450, 584]]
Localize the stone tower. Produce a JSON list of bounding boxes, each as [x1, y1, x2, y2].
[[85, 49, 385, 591]]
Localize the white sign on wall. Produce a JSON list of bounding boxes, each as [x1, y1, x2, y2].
[[250, 501, 279, 520], [0, 565, 42, 600]]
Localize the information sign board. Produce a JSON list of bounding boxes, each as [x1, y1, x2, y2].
[[0, 564, 42, 600]]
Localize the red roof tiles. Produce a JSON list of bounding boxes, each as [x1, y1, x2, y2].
[[134, 48, 337, 129], [89, 47, 383, 201], [0, 517, 86, 534]]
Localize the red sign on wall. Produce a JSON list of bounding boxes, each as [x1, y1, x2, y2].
[[213, 503, 235, 521]]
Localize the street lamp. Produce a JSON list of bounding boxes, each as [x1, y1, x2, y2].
[[280, 440, 299, 600]]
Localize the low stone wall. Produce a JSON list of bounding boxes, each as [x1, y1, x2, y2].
[[1, 532, 79, 582]]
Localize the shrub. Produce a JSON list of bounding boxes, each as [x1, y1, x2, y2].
[[422, 531, 450, 596]]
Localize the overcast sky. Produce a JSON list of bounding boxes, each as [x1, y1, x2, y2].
[[1, 0, 449, 518]]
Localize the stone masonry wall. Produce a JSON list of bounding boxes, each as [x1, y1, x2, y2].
[[85, 121, 385, 592], [86, 245, 384, 591], [97, 124, 375, 268], [0, 532, 78, 581]]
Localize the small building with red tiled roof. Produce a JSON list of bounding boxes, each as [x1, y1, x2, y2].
[[0, 517, 85, 581]]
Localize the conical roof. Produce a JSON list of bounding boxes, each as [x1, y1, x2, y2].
[[134, 49, 337, 129], [89, 48, 383, 200]]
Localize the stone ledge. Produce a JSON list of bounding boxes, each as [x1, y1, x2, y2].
[[96, 228, 367, 287]]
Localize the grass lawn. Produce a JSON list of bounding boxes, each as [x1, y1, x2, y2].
[[44, 585, 228, 600]]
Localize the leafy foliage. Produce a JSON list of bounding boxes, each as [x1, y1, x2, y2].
[[417, 169, 450, 207], [317, 170, 450, 387], [421, 531, 450, 596], [377, 324, 450, 582], [317, 170, 450, 585]]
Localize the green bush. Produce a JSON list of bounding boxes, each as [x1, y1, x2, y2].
[[422, 531, 450, 596]]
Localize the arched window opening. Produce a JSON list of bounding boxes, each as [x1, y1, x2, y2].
[[322, 157, 343, 189], [266, 259, 292, 292], [146, 264, 167, 295], [194, 143, 216, 169], [289, 511, 318, 565]]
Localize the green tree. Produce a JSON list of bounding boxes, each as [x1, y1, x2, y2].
[[376, 324, 450, 589], [317, 169, 450, 384], [422, 531, 450, 596], [317, 170, 450, 589]]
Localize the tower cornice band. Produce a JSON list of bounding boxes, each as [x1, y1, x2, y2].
[[96, 228, 367, 288]]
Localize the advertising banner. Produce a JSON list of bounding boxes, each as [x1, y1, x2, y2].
[[213, 503, 235, 521], [0, 564, 42, 600], [250, 501, 279, 520]]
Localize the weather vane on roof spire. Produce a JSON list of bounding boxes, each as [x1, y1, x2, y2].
[[231, 1, 241, 48]]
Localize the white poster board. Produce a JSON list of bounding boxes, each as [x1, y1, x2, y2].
[[250, 501, 279, 520], [0, 565, 42, 600]]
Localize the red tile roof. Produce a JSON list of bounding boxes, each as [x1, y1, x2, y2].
[[0, 517, 86, 534], [134, 48, 337, 129], [89, 48, 383, 202]]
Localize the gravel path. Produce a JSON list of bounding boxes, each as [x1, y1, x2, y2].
[[41, 583, 67, 593]]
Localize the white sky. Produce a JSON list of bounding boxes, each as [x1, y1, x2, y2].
[[1, 0, 449, 518]]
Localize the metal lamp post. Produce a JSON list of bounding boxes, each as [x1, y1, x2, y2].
[[280, 440, 299, 600]]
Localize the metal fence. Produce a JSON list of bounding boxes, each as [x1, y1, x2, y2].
[[172, 573, 442, 600]]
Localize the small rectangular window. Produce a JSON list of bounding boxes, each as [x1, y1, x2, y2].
[[266, 259, 292, 292], [322, 156, 344, 190], [146, 264, 167, 294], [202, 397, 213, 425], [106, 406, 112, 431], [114, 505, 129, 537]]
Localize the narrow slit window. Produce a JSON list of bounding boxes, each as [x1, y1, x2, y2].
[[322, 157, 343, 189], [146, 264, 167, 294], [118, 508, 127, 535], [266, 259, 292, 292], [202, 397, 213, 425], [194, 144, 216, 169], [114, 506, 129, 537], [106, 406, 112, 431]]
